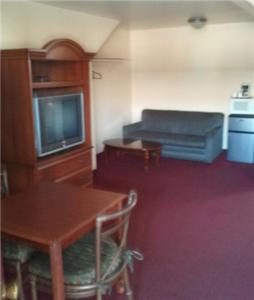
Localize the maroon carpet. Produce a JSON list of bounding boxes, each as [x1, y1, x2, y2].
[[26, 153, 254, 300], [94, 153, 254, 300]]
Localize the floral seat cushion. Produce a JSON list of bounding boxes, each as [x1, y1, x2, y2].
[[2, 239, 35, 263], [29, 234, 123, 285]]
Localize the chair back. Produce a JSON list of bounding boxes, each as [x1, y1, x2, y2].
[[95, 190, 137, 284], [1, 164, 9, 198]]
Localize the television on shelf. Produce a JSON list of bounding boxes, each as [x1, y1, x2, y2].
[[33, 92, 85, 157]]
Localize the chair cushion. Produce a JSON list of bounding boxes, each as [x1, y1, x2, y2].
[[29, 234, 122, 285], [2, 239, 35, 263]]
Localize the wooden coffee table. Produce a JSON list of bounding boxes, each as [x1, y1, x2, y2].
[[103, 139, 161, 170]]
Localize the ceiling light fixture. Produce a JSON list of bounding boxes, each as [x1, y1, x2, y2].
[[188, 16, 207, 29]]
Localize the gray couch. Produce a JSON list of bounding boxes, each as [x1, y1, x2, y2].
[[123, 109, 224, 163]]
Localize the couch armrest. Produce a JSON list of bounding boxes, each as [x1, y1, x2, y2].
[[205, 126, 223, 163], [123, 122, 142, 138]]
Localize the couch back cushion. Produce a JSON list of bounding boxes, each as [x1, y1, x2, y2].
[[141, 109, 224, 135]]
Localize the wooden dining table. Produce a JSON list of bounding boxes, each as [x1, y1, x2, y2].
[[1, 182, 127, 300]]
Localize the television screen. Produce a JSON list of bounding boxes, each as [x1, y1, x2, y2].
[[33, 93, 85, 157]]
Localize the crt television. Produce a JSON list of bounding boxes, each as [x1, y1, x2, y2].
[[33, 92, 85, 157]]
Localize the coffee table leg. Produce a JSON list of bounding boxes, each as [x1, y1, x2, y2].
[[144, 150, 150, 171], [156, 149, 161, 166], [50, 242, 65, 300], [104, 145, 110, 162]]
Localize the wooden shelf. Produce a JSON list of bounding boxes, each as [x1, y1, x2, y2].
[[92, 58, 127, 63], [32, 81, 84, 89]]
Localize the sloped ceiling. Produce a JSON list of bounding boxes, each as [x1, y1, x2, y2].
[[41, 0, 254, 30], [1, 1, 119, 51]]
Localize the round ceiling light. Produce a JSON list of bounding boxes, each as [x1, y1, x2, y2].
[[188, 16, 207, 29]]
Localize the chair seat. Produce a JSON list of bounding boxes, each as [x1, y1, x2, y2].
[[2, 239, 35, 263], [29, 234, 123, 285]]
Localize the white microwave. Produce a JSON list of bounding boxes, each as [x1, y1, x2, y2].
[[230, 97, 254, 114]]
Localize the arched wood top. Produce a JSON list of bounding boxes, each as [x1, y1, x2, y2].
[[42, 39, 95, 61]]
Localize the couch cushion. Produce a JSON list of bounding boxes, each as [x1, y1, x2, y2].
[[141, 109, 223, 135], [127, 130, 206, 148]]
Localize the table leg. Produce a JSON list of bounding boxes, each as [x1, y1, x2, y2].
[[116, 201, 124, 242], [115, 200, 125, 294], [115, 277, 125, 294], [103, 145, 110, 162], [144, 150, 150, 171], [50, 242, 65, 300]]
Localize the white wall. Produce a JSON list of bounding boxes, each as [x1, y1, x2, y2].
[[130, 22, 254, 147], [92, 27, 132, 153], [1, 1, 118, 52]]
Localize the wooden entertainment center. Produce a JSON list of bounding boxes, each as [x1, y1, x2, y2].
[[1, 39, 95, 194]]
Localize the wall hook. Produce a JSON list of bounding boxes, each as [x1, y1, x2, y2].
[[92, 71, 102, 80]]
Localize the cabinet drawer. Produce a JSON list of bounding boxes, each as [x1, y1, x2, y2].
[[56, 168, 93, 186], [38, 151, 91, 181]]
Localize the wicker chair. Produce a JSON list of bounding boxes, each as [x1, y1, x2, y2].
[[1, 165, 35, 300], [29, 190, 143, 300]]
